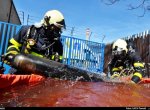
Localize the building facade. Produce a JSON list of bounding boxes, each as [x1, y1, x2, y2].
[[0, 0, 21, 25]]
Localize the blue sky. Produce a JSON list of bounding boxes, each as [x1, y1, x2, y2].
[[13, 0, 150, 43]]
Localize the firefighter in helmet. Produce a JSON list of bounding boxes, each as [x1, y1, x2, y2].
[[108, 39, 145, 83], [5, 10, 66, 74]]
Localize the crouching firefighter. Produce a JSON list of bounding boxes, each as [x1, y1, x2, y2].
[[4, 10, 66, 75], [107, 39, 145, 84]]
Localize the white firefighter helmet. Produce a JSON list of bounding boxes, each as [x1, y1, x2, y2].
[[112, 39, 128, 56], [41, 10, 66, 29]]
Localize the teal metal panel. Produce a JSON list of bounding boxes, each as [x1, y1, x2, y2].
[[0, 21, 21, 74], [61, 36, 105, 74]]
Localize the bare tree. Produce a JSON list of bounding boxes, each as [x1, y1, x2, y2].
[[101, 0, 150, 17]]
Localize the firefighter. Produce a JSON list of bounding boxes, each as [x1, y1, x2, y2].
[[108, 39, 145, 84], [4, 10, 66, 74]]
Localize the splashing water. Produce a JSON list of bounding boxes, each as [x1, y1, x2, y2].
[[0, 78, 150, 107]]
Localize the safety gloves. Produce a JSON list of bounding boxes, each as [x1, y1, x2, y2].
[[2, 53, 15, 66]]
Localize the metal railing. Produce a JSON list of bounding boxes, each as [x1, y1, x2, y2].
[[61, 36, 105, 73]]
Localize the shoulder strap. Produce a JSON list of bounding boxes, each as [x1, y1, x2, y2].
[[21, 25, 36, 53], [29, 25, 37, 39]]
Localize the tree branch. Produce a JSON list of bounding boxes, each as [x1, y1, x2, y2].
[[137, 7, 146, 17], [101, 0, 150, 17], [127, 0, 146, 10], [101, 0, 120, 5], [127, 0, 147, 17]]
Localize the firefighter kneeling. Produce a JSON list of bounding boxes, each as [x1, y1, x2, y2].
[[108, 39, 145, 84]]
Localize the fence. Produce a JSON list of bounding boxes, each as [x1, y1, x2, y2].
[[0, 21, 105, 74], [104, 30, 150, 77], [61, 36, 105, 73], [0, 21, 21, 73], [0, 21, 21, 56]]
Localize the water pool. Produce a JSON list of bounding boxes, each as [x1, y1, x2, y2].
[[0, 78, 150, 107]]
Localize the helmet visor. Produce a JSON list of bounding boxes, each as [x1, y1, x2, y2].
[[112, 47, 126, 57], [55, 19, 66, 30], [48, 24, 62, 34]]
